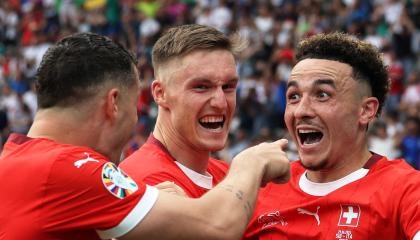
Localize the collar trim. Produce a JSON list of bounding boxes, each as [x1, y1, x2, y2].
[[148, 134, 213, 189], [299, 168, 369, 196], [175, 161, 213, 189]]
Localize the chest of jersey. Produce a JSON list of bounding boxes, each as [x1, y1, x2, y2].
[[247, 169, 407, 240]]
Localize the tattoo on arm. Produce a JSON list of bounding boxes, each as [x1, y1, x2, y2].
[[244, 201, 252, 220], [236, 190, 244, 200], [221, 184, 234, 192], [221, 185, 252, 219]]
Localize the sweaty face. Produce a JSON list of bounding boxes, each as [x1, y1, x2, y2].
[[285, 59, 366, 171], [160, 49, 238, 152]]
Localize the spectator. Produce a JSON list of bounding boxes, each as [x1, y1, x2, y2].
[[0, 0, 418, 161], [397, 116, 420, 169], [368, 120, 400, 159]]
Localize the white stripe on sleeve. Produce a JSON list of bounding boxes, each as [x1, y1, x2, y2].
[[96, 185, 159, 239]]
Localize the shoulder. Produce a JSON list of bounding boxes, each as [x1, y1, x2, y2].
[[3, 135, 109, 169], [120, 143, 183, 184], [371, 157, 419, 177], [121, 142, 175, 170], [369, 157, 420, 201]]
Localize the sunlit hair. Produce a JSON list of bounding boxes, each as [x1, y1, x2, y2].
[[152, 24, 246, 76]]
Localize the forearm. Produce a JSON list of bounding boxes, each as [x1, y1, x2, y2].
[[120, 140, 289, 240], [196, 163, 264, 239], [121, 163, 264, 240]]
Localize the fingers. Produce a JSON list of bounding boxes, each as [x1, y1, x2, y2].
[[155, 181, 175, 189], [258, 139, 291, 186], [272, 139, 289, 150], [155, 181, 188, 197]]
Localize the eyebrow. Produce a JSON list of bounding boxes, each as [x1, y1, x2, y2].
[[190, 77, 239, 84], [314, 79, 336, 88], [287, 79, 336, 89]]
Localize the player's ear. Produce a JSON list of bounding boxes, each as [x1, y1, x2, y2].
[[359, 96, 379, 125], [104, 88, 120, 122], [151, 79, 169, 109]]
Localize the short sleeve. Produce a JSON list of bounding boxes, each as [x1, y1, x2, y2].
[[41, 148, 159, 239], [397, 170, 420, 239]]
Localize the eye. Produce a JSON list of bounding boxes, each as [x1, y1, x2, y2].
[[194, 84, 209, 90], [316, 91, 330, 100], [287, 92, 300, 103], [222, 83, 237, 92]]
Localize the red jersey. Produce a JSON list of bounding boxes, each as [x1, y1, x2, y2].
[[0, 134, 159, 240], [244, 154, 420, 240], [120, 134, 229, 198]]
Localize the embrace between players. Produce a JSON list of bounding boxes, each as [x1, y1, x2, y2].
[[0, 24, 419, 240]]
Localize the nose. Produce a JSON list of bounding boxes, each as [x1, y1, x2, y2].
[[210, 87, 228, 109], [293, 95, 315, 119]]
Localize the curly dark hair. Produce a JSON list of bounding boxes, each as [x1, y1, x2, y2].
[[295, 32, 389, 116], [36, 32, 138, 108]]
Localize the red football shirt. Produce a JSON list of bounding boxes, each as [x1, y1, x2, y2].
[[0, 134, 159, 240], [120, 134, 229, 198], [244, 154, 420, 240]]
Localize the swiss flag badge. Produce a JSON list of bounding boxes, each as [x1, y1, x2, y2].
[[338, 204, 361, 227]]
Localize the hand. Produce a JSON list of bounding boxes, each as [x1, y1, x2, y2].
[[233, 139, 290, 187], [155, 181, 188, 197]]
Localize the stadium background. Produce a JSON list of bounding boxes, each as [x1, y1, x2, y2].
[[0, 0, 418, 168]]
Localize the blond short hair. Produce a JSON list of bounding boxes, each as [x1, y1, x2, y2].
[[152, 24, 246, 76]]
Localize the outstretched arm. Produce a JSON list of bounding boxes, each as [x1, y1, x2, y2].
[[120, 139, 290, 240]]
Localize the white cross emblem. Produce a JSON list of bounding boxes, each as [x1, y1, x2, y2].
[[338, 204, 361, 227], [343, 206, 358, 224]]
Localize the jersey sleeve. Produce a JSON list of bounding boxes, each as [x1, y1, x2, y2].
[[40, 148, 159, 239], [396, 169, 420, 240]]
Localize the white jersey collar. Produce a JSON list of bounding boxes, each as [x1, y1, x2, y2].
[[299, 168, 369, 196], [175, 161, 213, 189]]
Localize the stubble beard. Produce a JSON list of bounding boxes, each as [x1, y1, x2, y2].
[[300, 156, 329, 171]]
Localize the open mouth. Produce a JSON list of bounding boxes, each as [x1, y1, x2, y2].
[[199, 116, 225, 130], [298, 129, 323, 145]]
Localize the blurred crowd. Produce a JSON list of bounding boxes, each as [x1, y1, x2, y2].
[[0, 0, 419, 168]]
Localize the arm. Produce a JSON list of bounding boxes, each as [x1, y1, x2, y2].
[[120, 139, 290, 240]]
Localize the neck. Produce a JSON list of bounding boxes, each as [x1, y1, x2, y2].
[[306, 142, 372, 183], [153, 120, 210, 174], [28, 107, 109, 159]]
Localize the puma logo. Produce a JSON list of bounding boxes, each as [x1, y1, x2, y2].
[[297, 206, 320, 226], [74, 152, 99, 168]]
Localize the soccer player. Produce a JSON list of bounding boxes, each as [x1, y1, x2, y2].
[[120, 24, 241, 197], [0, 32, 291, 240], [244, 33, 420, 239]]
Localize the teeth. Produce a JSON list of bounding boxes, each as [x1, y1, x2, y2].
[[200, 116, 224, 123], [298, 129, 318, 134]]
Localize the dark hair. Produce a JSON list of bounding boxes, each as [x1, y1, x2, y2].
[[36, 32, 138, 108], [152, 24, 246, 74], [296, 32, 389, 116]]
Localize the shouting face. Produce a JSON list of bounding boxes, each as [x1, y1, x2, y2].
[[154, 49, 238, 152], [285, 58, 377, 172]]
